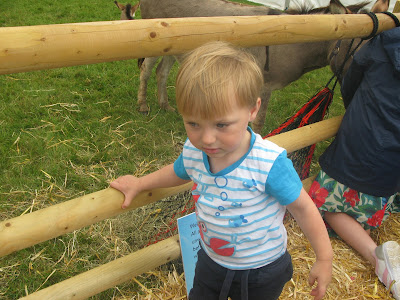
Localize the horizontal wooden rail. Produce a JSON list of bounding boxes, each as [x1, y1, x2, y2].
[[0, 182, 191, 258], [0, 115, 343, 258], [1, 13, 399, 74], [266, 115, 342, 153], [21, 176, 317, 299], [21, 235, 182, 300]]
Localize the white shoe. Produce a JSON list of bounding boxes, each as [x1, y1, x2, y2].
[[375, 241, 400, 299]]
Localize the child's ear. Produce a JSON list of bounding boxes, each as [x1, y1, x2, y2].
[[249, 98, 261, 121]]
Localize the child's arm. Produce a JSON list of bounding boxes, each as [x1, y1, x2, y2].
[[110, 163, 191, 209], [286, 187, 333, 300]]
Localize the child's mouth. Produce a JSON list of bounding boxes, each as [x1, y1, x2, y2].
[[204, 148, 219, 154]]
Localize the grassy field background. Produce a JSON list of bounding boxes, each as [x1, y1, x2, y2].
[[0, 0, 347, 298]]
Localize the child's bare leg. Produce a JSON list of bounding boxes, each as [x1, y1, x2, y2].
[[323, 211, 377, 265], [325, 211, 400, 299]]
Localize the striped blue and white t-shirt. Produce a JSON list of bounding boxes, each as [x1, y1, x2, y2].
[[174, 127, 302, 270]]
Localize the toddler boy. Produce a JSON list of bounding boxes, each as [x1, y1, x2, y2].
[[111, 41, 332, 300]]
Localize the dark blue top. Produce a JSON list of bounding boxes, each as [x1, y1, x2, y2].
[[319, 27, 400, 197]]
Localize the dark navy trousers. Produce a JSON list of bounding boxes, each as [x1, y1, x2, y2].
[[189, 246, 293, 300]]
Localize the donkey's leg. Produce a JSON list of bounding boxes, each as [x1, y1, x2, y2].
[[252, 88, 272, 134], [138, 57, 159, 113], [156, 56, 176, 112]]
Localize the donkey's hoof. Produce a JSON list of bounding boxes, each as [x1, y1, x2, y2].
[[138, 105, 149, 115], [162, 104, 175, 112]]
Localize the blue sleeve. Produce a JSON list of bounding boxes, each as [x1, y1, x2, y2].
[[173, 153, 191, 180], [265, 151, 302, 205]]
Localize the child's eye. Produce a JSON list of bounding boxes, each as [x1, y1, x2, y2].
[[187, 122, 198, 128], [217, 123, 228, 128]]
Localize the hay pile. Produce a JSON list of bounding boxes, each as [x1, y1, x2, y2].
[[131, 212, 400, 300]]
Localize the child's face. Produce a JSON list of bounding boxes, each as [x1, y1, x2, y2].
[[182, 97, 261, 163]]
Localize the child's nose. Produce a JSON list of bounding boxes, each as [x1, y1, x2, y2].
[[201, 129, 216, 145]]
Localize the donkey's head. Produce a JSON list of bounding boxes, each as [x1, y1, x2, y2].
[[328, 0, 390, 83], [114, 1, 140, 20], [325, 0, 370, 14], [326, 0, 390, 14], [286, 0, 370, 14]]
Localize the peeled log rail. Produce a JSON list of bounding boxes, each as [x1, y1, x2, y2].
[[20, 235, 182, 300], [20, 176, 317, 300], [0, 115, 342, 258], [1, 13, 399, 75]]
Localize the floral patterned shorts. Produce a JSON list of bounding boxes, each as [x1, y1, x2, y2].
[[309, 170, 400, 237]]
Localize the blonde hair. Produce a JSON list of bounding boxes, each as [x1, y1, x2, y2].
[[176, 41, 264, 119]]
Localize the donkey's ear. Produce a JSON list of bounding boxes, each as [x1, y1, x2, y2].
[[328, 0, 349, 14], [131, 2, 140, 15], [114, 1, 126, 11], [370, 0, 389, 12]]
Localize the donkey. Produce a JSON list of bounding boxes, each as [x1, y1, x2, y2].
[[115, 1, 144, 68], [137, 0, 385, 132], [114, 1, 139, 20]]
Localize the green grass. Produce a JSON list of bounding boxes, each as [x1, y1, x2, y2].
[[0, 0, 345, 299]]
